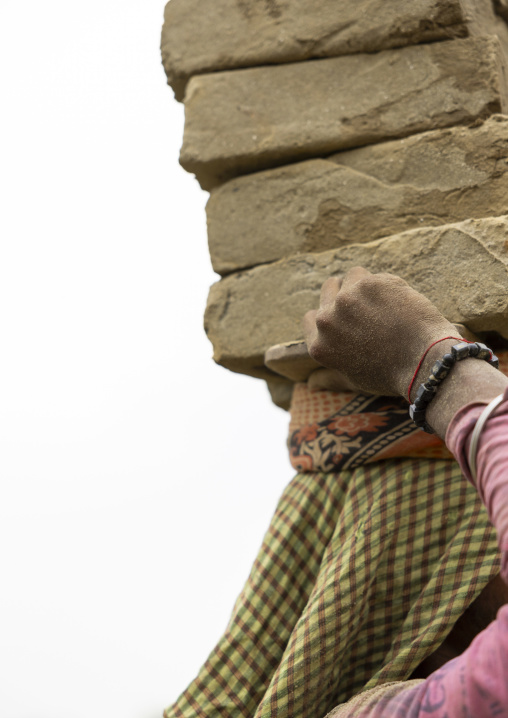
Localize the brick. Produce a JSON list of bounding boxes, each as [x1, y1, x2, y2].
[[162, 0, 496, 101], [204, 216, 508, 378], [207, 115, 508, 273], [181, 37, 508, 189]]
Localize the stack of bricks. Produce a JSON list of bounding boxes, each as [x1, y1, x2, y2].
[[161, 0, 508, 408]]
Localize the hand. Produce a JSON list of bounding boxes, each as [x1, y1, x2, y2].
[[303, 267, 459, 398]]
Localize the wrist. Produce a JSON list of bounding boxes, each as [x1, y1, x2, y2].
[[407, 338, 458, 404], [397, 333, 462, 403], [404, 337, 507, 439], [426, 359, 508, 439]]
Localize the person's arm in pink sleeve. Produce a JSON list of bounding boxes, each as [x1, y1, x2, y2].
[[364, 385, 508, 718], [399, 391, 508, 718], [446, 386, 508, 582], [347, 606, 508, 717]]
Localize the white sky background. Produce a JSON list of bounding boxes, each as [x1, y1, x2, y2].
[[0, 1, 294, 716]]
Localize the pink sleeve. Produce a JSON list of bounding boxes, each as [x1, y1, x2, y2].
[[349, 609, 508, 717], [445, 384, 508, 582], [386, 609, 508, 717], [350, 387, 508, 718]]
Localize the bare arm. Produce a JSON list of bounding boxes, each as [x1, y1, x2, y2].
[[423, 346, 507, 439]]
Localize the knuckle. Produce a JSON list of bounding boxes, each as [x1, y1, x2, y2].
[[315, 309, 333, 331], [308, 340, 328, 364], [334, 292, 355, 317], [354, 272, 406, 298]]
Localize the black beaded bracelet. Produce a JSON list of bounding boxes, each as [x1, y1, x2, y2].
[[409, 342, 499, 433]]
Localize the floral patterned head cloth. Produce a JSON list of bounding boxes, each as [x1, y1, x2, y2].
[[288, 387, 454, 473], [164, 360, 508, 718]]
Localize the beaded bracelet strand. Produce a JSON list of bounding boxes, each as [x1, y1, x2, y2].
[[407, 336, 463, 402], [408, 340, 499, 433]]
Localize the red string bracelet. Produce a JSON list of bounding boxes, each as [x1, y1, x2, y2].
[[407, 336, 469, 402]]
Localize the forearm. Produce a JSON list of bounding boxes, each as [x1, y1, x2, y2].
[[414, 340, 508, 440], [446, 384, 508, 580]]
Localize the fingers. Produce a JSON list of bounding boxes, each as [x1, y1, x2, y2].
[[303, 267, 374, 368], [319, 276, 342, 310], [341, 266, 371, 292], [304, 276, 342, 350], [303, 309, 318, 350]]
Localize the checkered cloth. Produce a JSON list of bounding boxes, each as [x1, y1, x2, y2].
[[165, 377, 504, 718]]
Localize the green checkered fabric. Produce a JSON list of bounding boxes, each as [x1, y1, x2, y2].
[[165, 458, 499, 718]]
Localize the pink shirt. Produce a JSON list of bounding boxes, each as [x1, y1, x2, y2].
[[340, 386, 508, 717]]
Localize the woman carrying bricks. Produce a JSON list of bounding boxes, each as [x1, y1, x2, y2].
[[165, 267, 508, 718]]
